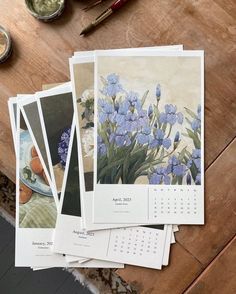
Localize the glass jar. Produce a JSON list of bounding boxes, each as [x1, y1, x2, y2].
[[0, 26, 12, 63]]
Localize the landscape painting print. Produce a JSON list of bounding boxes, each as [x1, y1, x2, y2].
[[94, 51, 204, 225]]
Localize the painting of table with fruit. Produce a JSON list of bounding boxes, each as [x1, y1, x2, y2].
[[19, 127, 57, 229]]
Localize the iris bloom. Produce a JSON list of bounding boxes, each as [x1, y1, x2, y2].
[[149, 129, 171, 149], [101, 73, 123, 97], [159, 104, 183, 125], [167, 155, 187, 177], [98, 99, 115, 123], [149, 167, 170, 184], [125, 91, 141, 110], [137, 127, 152, 145], [109, 128, 131, 147], [97, 136, 107, 156], [191, 105, 201, 131]]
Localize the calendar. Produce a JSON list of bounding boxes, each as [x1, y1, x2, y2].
[[53, 122, 169, 269], [70, 45, 184, 231], [106, 226, 166, 269], [93, 50, 204, 225], [149, 186, 204, 224], [54, 214, 167, 269]]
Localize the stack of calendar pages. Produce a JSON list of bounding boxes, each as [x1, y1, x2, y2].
[[8, 45, 204, 270]]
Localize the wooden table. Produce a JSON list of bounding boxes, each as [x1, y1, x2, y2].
[[1, 0, 236, 292]]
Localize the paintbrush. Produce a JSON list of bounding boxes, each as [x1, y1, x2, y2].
[[83, 0, 108, 12], [80, 0, 132, 36]]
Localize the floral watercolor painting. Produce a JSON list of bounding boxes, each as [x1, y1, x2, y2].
[[78, 89, 94, 157], [97, 66, 202, 186], [73, 63, 95, 192]]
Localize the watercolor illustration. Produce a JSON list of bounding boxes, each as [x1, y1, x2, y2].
[[19, 130, 57, 228], [77, 88, 94, 191], [97, 73, 201, 185]]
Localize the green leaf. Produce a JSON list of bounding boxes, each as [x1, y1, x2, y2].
[[141, 90, 149, 106], [178, 147, 187, 162], [162, 123, 167, 133], [177, 176, 183, 185], [185, 117, 192, 126], [182, 133, 189, 138], [185, 149, 192, 157], [186, 128, 201, 149], [159, 148, 165, 161], [128, 149, 147, 179], [114, 167, 122, 184], [183, 155, 189, 165], [190, 163, 198, 180], [150, 166, 155, 173], [83, 122, 94, 129], [100, 76, 108, 86], [134, 158, 164, 178], [171, 176, 178, 185], [99, 158, 124, 179], [184, 107, 198, 119], [153, 105, 157, 116]]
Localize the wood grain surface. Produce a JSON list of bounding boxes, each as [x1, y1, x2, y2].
[[185, 236, 236, 294], [0, 0, 236, 293]]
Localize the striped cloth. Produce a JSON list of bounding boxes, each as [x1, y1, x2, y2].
[[19, 193, 57, 228]]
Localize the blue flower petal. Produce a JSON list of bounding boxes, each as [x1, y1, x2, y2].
[[177, 112, 184, 124], [149, 174, 162, 184], [163, 138, 171, 149]]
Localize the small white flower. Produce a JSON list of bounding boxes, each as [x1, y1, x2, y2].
[[81, 89, 94, 103], [82, 128, 94, 158]]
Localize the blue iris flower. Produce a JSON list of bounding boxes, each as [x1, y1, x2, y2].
[[191, 104, 201, 131], [148, 105, 153, 118], [114, 101, 129, 126], [195, 173, 201, 185], [109, 128, 131, 147], [192, 149, 201, 169], [98, 99, 116, 124], [187, 149, 201, 184], [186, 173, 192, 185], [156, 84, 161, 99], [187, 149, 201, 170], [97, 136, 107, 156], [149, 129, 171, 149], [137, 110, 148, 128], [149, 167, 170, 185], [137, 127, 152, 145], [101, 73, 123, 97], [167, 155, 187, 177], [114, 102, 119, 112], [159, 104, 183, 125], [121, 112, 139, 132], [174, 131, 180, 143], [125, 91, 141, 110]]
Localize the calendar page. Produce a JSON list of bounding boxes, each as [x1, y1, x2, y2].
[[15, 107, 71, 267], [93, 50, 204, 224], [37, 84, 74, 197], [53, 123, 168, 269], [54, 215, 167, 269], [70, 45, 184, 230]]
